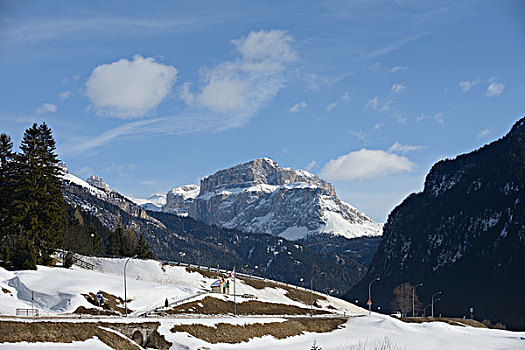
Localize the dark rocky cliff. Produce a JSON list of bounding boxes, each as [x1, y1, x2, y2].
[[348, 117, 525, 330]]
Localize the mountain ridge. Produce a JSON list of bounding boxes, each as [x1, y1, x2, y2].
[[138, 158, 382, 240]]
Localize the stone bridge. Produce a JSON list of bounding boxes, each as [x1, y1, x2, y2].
[[105, 322, 169, 349]]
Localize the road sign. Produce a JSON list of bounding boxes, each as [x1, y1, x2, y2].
[[96, 292, 102, 301], [367, 299, 372, 306]]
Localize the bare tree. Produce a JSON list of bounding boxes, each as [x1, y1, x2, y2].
[[390, 282, 422, 317]]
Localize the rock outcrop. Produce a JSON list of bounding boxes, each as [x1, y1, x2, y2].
[[162, 158, 381, 240]]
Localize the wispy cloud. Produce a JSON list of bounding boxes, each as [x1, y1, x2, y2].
[[477, 128, 493, 139], [35, 103, 57, 114], [58, 90, 71, 101], [366, 33, 428, 59], [365, 96, 379, 110], [388, 142, 425, 154], [61, 113, 241, 155], [1, 16, 199, 44], [459, 79, 480, 92], [303, 161, 317, 171], [391, 83, 406, 94], [326, 102, 337, 112], [183, 30, 297, 119], [390, 66, 408, 73], [289, 101, 307, 113], [417, 112, 444, 124], [350, 131, 368, 143], [486, 80, 504, 97]]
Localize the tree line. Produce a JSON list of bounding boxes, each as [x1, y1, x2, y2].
[[0, 123, 152, 270]]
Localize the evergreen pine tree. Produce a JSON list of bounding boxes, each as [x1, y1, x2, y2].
[[0, 133, 15, 260], [12, 123, 65, 267], [137, 233, 153, 259]]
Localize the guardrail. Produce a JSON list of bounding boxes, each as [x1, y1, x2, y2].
[[16, 308, 39, 317]]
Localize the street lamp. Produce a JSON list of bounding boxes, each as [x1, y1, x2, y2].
[[368, 277, 380, 315], [423, 304, 432, 317], [90, 233, 94, 255], [412, 283, 423, 317], [432, 291, 442, 318], [123, 255, 136, 317]]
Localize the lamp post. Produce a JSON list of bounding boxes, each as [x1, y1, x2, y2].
[[423, 304, 432, 317], [123, 255, 136, 317], [412, 283, 423, 317], [368, 277, 380, 315], [432, 291, 442, 318], [90, 233, 94, 255]]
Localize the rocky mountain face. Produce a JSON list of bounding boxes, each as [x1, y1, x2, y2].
[[60, 170, 165, 232], [348, 117, 525, 330], [86, 175, 111, 192], [162, 185, 199, 216], [161, 158, 381, 240], [58, 169, 375, 295]]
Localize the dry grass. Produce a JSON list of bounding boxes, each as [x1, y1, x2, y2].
[[400, 317, 487, 328], [165, 296, 329, 316], [186, 266, 221, 279], [0, 321, 171, 350], [237, 276, 327, 305], [171, 317, 346, 344], [73, 306, 118, 316], [82, 290, 131, 314], [0, 321, 139, 349]]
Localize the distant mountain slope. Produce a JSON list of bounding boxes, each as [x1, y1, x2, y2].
[[59, 171, 375, 295], [348, 117, 525, 330], [159, 158, 382, 240]]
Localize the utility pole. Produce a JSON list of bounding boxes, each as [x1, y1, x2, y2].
[[368, 277, 380, 315], [310, 277, 314, 316], [412, 283, 423, 317], [233, 267, 237, 317], [432, 291, 442, 318]]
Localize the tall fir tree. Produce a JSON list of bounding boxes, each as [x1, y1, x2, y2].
[[0, 133, 15, 267], [12, 123, 65, 267]]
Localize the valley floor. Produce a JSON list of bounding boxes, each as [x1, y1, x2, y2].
[[0, 256, 523, 349]]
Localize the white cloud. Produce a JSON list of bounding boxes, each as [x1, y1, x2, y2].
[[394, 113, 407, 124], [350, 131, 368, 143], [477, 128, 492, 139], [86, 55, 178, 118], [35, 103, 57, 114], [459, 79, 479, 92], [379, 100, 393, 112], [365, 96, 379, 110], [326, 102, 337, 112], [486, 80, 504, 97], [390, 66, 408, 73], [417, 112, 444, 124], [388, 142, 425, 154], [320, 149, 415, 181], [182, 30, 297, 122], [391, 83, 406, 94], [231, 30, 297, 63], [374, 123, 384, 130], [342, 91, 351, 102], [289, 101, 307, 113], [304, 161, 317, 171], [58, 90, 71, 101]]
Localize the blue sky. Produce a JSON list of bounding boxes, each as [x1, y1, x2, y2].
[[1, 1, 524, 222]]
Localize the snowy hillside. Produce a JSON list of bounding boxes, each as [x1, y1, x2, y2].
[[1, 256, 524, 350], [160, 158, 382, 240]]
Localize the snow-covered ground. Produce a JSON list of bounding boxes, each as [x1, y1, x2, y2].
[[1, 257, 524, 349]]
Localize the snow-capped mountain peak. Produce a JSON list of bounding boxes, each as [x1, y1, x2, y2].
[[159, 158, 382, 240]]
